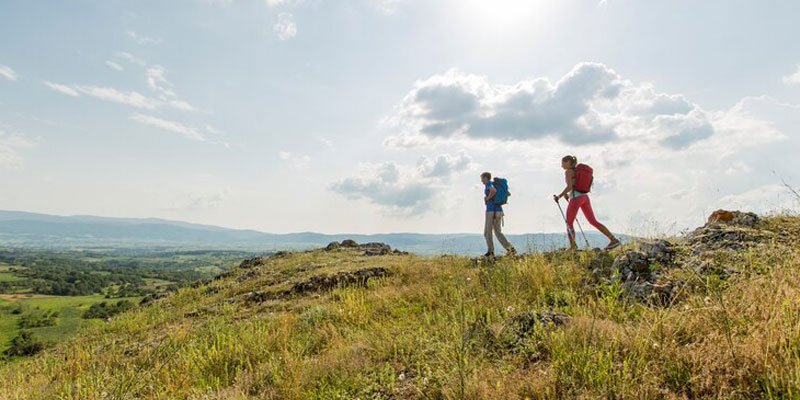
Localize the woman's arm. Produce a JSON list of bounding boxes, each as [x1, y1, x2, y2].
[[558, 169, 574, 200]]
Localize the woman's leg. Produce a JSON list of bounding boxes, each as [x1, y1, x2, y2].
[[579, 197, 617, 242], [565, 197, 581, 249]]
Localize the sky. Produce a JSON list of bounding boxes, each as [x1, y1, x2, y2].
[[1, 0, 799, 235]]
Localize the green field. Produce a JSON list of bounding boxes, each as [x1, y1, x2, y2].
[[0, 294, 140, 353], [0, 266, 23, 283]]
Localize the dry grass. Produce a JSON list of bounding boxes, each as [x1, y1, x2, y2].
[[1, 218, 800, 399]]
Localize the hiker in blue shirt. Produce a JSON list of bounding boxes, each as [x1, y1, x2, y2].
[[481, 172, 516, 257]]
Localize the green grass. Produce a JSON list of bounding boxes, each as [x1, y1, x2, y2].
[[0, 272, 22, 282], [0, 294, 141, 353], [0, 265, 23, 282]]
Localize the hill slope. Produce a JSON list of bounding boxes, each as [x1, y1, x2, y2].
[[1, 212, 799, 399]]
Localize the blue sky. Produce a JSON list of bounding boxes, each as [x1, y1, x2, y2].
[[1, 0, 799, 234]]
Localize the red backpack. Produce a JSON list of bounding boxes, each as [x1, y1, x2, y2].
[[573, 164, 594, 193]]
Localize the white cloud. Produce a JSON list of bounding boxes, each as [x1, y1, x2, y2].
[[273, 13, 297, 40], [78, 85, 157, 109], [0, 65, 18, 81], [417, 152, 472, 179], [385, 63, 717, 150], [127, 30, 162, 45], [145, 65, 175, 97], [144, 65, 197, 111], [114, 51, 147, 66], [0, 128, 36, 167], [44, 81, 155, 109], [130, 114, 207, 141], [783, 65, 800, 85], [329, 153, 474, 216], [105, 60, 124, 72], [168, 100, 196, 112], [42, 81, 80, 97], [43, 77, 195, 112]]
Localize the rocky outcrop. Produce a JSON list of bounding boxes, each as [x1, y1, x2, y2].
[[283, 266, 389, 296], [587, 210, 773, 305], [591, 243, 679, 305], [638, 239, 675, 264], [236, 269, 259, 283], [139, 292, 170, 305], [706, 209, 759, 227], [239, 256, 269, 269], [324, 240, 408, 256]]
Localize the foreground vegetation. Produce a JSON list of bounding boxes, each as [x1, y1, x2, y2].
[[0, 215, 798, 399]]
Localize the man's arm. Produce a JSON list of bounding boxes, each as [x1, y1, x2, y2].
[[484, 185, 497, 202]]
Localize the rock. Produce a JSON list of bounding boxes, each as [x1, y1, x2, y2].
[[283, 266, 389, 296], [204, 285, 220, 295], [588, 250, 615, 271], [239, 257, 268, 269], [340, 239, 358, 248], [271, 251, 291, 258], [243, 291, 270, 303], [236, 269, 259, 283], [190, 278, 211, 288], [360, 242, 392, 256], [707, 209, 759, 227], [688, 224, 755, 252], [213, 270, 235, 281], [324, 241, 341, 251], [613, 250, 650, 274], [638, 239, 675, 264], [139, 292, 169, 305], [622, 280, 677, 304], [505, 310, 569, 347]]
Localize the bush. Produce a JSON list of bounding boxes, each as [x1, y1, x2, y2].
[[82, 300, 134, 320], [17, 308, 59, 328], [4, 330, 44, 357]]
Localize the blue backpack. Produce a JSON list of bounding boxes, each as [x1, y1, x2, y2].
[[493, 178, 510, 205]]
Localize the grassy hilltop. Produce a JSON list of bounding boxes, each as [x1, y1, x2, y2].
[[1, 212, 799, 399]]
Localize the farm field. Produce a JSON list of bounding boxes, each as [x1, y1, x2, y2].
[[0, 294, 141, 352]]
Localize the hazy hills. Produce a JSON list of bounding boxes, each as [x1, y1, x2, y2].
[[0, 210, 615, 255]]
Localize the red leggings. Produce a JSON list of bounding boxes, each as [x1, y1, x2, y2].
[[565, 195, 604, 238]]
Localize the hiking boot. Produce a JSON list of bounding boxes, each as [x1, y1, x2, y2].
[[604, 240, 621, 250], [507, 247, 517, 256], [483, 251, 495, 258]]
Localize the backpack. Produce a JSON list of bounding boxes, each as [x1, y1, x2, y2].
[[573, 164, 593, 193], [492, 178, 510, 205]]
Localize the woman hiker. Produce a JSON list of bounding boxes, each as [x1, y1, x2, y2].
[[555, 155, 620, 251]]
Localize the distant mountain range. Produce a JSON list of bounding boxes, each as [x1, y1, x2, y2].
[[0, 210, 621, 255]]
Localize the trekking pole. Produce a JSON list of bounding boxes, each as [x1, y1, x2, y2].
[[574, 215, 591, 249], [553, 195, 570, 242]]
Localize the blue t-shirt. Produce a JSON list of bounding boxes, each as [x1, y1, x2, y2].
[[484, 182, 503, 212]]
